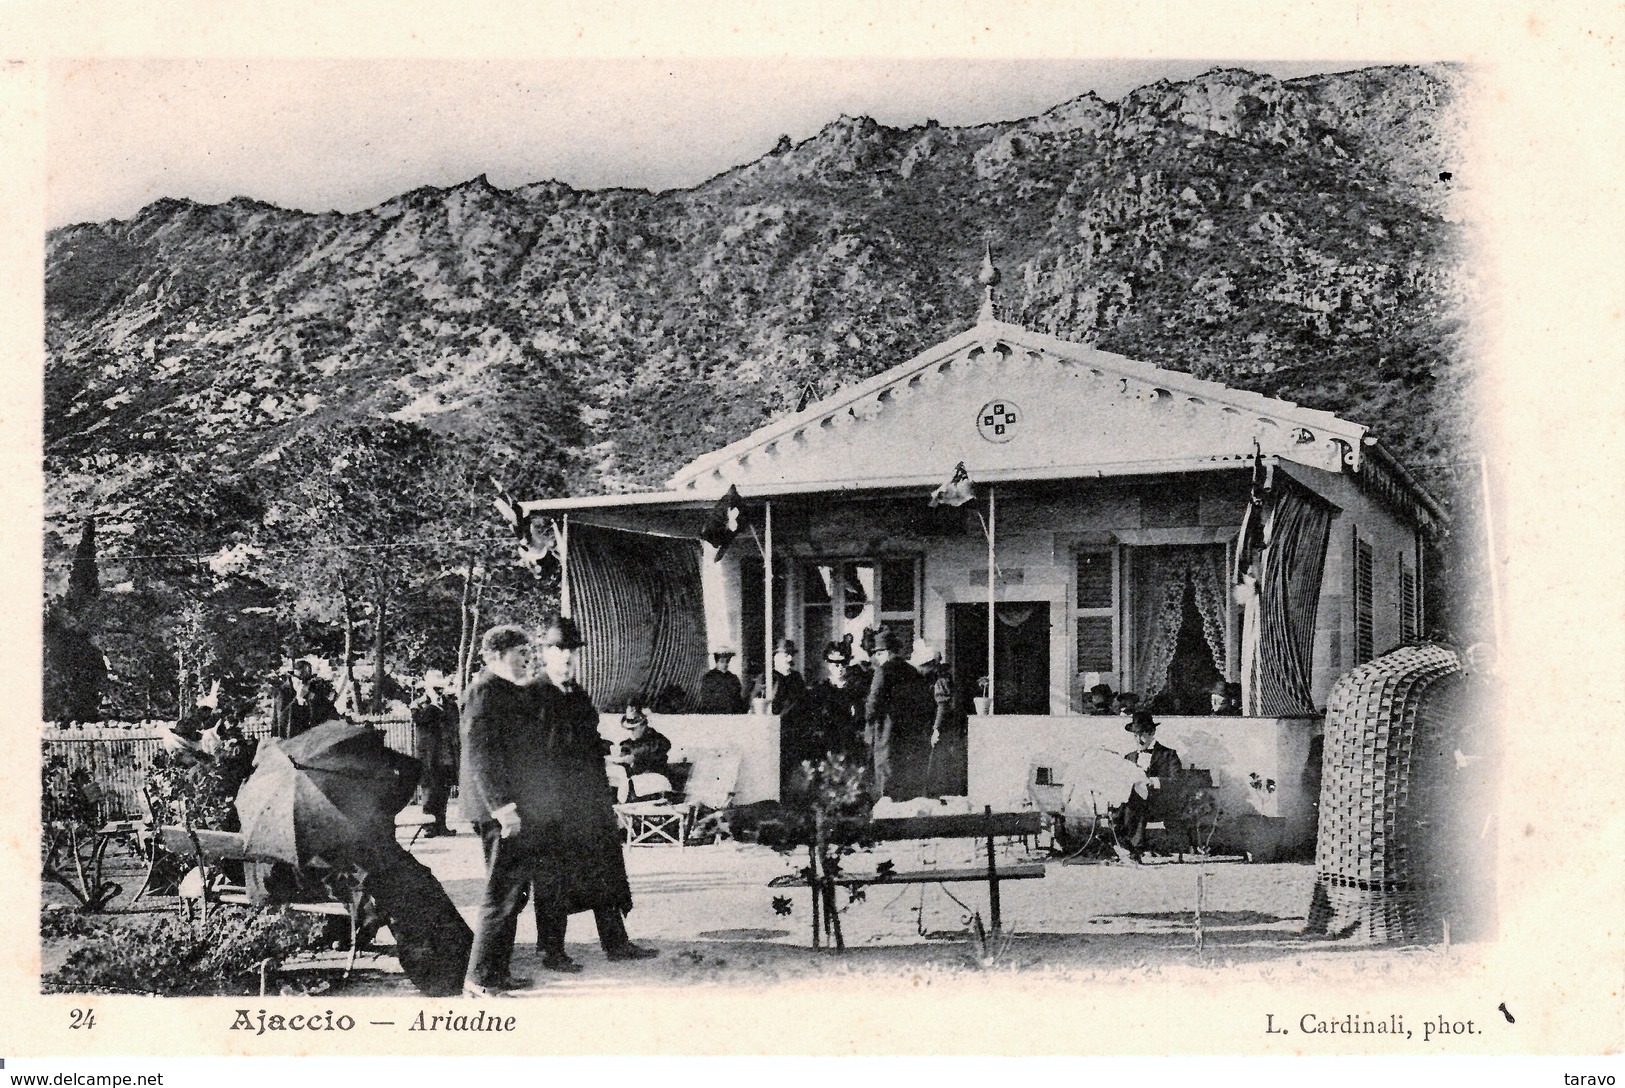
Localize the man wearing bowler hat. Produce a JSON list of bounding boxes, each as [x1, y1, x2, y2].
[[864, 626, 924, 802], [1112, 710, 1185, 863], [529, 614, 657, 973]]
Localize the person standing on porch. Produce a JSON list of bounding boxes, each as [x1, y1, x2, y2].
[[910, 643, 966, 797], [806, 639, 864, 765], [864, 627, 923, 801], [528, 615, 658, 974], [771, 639, 815, 795], [695, 645, 747, 713]]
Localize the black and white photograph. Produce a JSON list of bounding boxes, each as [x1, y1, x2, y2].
[[11, 0, 1625, 1066]]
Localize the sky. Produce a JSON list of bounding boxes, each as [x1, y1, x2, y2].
[[46, 58, 1373, 228]]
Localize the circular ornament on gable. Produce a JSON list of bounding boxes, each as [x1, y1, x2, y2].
[[977, 399, 1022, 443]]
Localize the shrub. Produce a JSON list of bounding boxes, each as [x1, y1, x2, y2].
[[44, 904, 331, 996]]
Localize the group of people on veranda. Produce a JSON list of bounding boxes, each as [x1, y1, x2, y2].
[[763, 628, 966, 804], [458, 618, 657, 998]]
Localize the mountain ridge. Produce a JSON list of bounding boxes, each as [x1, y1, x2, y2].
[[45, 62, 1475, 546]]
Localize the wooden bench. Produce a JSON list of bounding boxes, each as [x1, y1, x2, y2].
[[157, 826, 363, 978], [769, 806, 1044, 948]]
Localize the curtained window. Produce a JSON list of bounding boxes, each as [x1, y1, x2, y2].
[[1129, 544, 1230, 708]]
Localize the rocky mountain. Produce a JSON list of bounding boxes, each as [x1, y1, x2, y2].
[[41, 64, 1480, 711]]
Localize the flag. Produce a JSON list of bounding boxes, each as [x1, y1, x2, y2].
[[929, 462, 976, 508], [519, 520, 561, 573], [492, 478, 551, 572], [700, 485, 745, 559], [1233, 441, 1268, 583]]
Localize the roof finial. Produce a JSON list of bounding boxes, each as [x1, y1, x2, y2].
[[977, 238, 1001, 323]]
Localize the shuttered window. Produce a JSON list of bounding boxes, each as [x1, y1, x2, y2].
[[1399, 556, 1418, 643], [1074, 548, 1119, 685], [1354, 536, 1374, 664]]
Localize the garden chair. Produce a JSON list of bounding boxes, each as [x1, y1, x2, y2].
[[681, 750, 741, 844], [613, 773, 685, 847]]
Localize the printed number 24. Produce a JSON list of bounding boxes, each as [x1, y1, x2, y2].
[[69, 1009, 95, 1030]]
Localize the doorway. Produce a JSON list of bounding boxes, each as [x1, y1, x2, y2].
[[947, 602, 1052, 715]]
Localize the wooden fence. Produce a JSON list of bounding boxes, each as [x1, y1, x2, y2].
[[41, 718, 418, 820]]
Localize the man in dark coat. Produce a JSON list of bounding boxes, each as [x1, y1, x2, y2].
[[410, 669, 460, 837], [529, 615, 657, 973], [1112, 710, 1186, 862], [272, 661, 335, 740], [695, 646, 747, 713], [864, 627, 927, 802], [617, 705, 671, 779], [458, 624, 542, 997], [803, 640, 864, 770], [770, 639, 816, 795]]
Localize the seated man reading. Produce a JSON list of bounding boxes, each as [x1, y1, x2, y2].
[[1112, 710, 1184, 863], [617, 706, 672, 779]]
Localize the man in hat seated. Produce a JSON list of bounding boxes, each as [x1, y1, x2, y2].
[[1082, 681, 1117, 715], [695, 645, 747, 714], [1112, 710, 1185, 863], [616, 705, 672, 780]]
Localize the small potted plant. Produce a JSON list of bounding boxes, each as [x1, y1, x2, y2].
[[973, 676, 992, 716]]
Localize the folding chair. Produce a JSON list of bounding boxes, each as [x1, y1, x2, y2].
[[613, 773, 686, 847], [680, 751, 741, 845]]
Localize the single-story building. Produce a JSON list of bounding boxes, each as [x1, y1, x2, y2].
[[524, 305, 1444, 855]]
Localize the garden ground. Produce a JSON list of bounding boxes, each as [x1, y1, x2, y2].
[[43, 800, 1482, 995]]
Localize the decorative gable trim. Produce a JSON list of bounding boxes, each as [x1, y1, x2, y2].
[[668, 319, 1370, 495]]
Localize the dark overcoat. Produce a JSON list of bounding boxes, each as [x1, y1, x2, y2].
[[696, 667, 746, 713], [457, 668, 545, 826], [412, 694, 460, 768], [530, 679, 634, 917]]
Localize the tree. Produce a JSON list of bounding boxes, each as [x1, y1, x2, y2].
[[43, 518, 107, 722], [259, 421, 468, 713], [65, 517, 99, 612]]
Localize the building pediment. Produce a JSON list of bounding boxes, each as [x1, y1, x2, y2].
[[669, 320, 1368, 497]]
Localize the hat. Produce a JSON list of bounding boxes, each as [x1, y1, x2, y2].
[[423, 669, 448, 690], [537, 616, 585, 650], [775, 638, 797, 656], [622, 705, 648, 726], [710, 644, 735, 658], [1126, 710, 1160, 735], [1089, 682, 1115, 700], [1115, 692, 1140, 708], [481, 623, 532, 656], [823, 640, 852, 664], [871, 627, 900, 653], [909, 641, 942, 668]]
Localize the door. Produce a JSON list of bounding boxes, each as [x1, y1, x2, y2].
[[947, 602, 1052, 715]]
